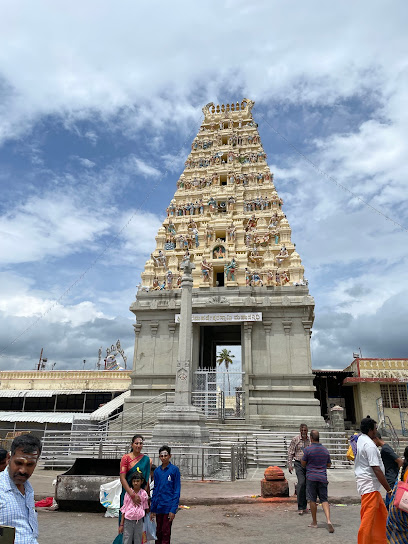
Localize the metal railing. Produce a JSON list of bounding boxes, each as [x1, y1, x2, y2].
[[207, 429, 351, 469], [99, 392, 175, 432], [384, 415, 400, 454], [38, 428, 247, 480], [401, 411, 408, 437]]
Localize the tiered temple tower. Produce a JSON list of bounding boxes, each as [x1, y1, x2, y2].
[[127, 99, 323, 430]]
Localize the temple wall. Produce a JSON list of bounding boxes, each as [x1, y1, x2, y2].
[[128, 286, 323, 428]]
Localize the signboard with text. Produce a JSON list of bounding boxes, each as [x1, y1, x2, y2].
[[175, 312, 262, 323]]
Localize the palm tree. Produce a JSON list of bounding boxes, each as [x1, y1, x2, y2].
[[216, 348, 235, 395]]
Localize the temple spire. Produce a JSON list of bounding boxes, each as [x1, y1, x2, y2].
[[140, 99, 306, 292]]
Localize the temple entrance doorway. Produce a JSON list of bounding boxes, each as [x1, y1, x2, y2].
[[193, 325, 244, 419]]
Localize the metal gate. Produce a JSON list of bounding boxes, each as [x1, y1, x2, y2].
[[193, 369, 245, 419]]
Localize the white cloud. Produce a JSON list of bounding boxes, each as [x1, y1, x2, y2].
[[0, 2, 406, 142], [77, 157, 96, 168], [128, 157, 161, 179], [0, 192, 110, 265]]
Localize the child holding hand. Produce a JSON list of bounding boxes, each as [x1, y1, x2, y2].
[[119, 472, 149, 544]]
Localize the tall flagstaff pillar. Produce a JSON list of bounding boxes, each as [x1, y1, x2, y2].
[[174, 256, 195, 405], [152, 256, 209, 445]]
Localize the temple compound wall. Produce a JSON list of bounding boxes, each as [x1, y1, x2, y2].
[[127, 99, 323, 430]]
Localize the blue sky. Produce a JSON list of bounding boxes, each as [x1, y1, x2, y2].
[[0, 1, 407, 371]]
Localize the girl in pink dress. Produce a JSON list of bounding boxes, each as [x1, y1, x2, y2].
[[119, 472, 149, 544]]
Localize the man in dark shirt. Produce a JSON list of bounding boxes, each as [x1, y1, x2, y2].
[[302, 430, 334, 533], [373, 432, 403, 508]]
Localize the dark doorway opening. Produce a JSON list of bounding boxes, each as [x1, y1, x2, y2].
[[216, 272, 224, 287], [199, 325, 241, 369]]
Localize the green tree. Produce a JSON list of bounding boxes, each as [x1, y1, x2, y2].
[[216, 348, 235, 394]]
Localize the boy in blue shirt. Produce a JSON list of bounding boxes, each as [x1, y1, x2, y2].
[[150, 445, 181, 544]]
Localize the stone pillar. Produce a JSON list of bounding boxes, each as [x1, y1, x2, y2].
[[174, 258, 195, 406], [243, 322, 252, 422], [330, 405, 345, 432], [152, 256, 209, 445]]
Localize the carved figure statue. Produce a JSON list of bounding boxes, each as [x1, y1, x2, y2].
[[157, 250, 166, 267], [266, 270, 275, 286], [152, 277, 160, 290], [213, 245, 226, 259], [225, 258, 237, 281], [227, 222, 236, 242], [208, 197, 217, 212], [247, 215, 257, 230], [245, 268, 251, 286], [276, 245, 289, 264], [151, 252, 166, 267], [251, 272, 263, 287], [249, 246, 263, 265], [280, 270, 290, 285], [192, 227, 199, 248], [201, 259, 213, 282], [167, 221, 176, 236], [166, 270, 173, 289], [228, 196, 235, 211]]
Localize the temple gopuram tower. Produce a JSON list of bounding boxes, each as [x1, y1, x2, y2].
[[127, 99, 323, 430]]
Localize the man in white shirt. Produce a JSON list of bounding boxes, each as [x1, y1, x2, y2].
[[354, 417, 392, 544]]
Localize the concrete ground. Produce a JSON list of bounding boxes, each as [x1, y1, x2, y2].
[[33, 466, 363, 542], [31, 466, 361, 504], [37, 503, 361, 544]]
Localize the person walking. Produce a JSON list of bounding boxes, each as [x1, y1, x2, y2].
[[301, 430, 334, 533], [0, 434, 42, 544], [288, 423, 310, 514], [355, 417, 392, 544], [373, 432, 403, 509]]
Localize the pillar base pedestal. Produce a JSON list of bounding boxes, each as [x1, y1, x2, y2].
[[152, 404, 210, 445]]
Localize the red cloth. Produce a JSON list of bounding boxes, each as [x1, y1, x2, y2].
[[358, 491, 387, 544], [35, 496, 54, 507], [155, 513, 173, 544]]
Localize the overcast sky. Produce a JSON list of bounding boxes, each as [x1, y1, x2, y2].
[[0, 1, 407, 372]]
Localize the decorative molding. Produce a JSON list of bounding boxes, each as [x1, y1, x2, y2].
[[150, 322, 159, 336], [282, 320, 292, 335], [302, 320, 313, 337], [133, 324, 142, 337], [263, 320, 272, 333], [168, 322, 177, 335], [244, 322, 253, 336]]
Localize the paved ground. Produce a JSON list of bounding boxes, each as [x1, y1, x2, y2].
[[31, 466, 361, 504], [37, 503, 361, 543], [33, 465, 363, 542]]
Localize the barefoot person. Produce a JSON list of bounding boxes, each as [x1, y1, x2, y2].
[[288, 423, 310, 514], [355, 417, 391, 544], [301, 430, 334, 533]]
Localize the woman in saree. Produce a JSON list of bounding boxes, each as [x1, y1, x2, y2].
[[386, 446, 408, 543], [114, 434, 151, 544]]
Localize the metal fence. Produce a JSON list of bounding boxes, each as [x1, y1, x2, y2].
[[193, 370, 245, 419], [38, 428, 247, 480]]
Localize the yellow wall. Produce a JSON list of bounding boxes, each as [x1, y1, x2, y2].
[[0, 370, 131, 391], [356, 382, 381, 422], [354, 382, 403, 430]]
